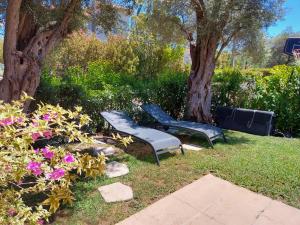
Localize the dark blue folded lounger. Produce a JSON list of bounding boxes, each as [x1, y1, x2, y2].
[[142, 104, 226, 147], [100, 111, 184, 165]]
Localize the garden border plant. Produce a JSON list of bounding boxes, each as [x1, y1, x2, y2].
[[0, 93, 106, 225]]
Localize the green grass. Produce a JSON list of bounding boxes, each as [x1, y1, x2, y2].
[[54, 131, 300, 225]]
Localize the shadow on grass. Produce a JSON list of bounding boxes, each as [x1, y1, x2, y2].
[[175, 130, 253, 148], [116, 131, 254, 165], [222, 131, 255, 146], [118, 142, 180, 165]]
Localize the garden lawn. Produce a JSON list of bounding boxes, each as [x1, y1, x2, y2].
[[54, 131, 300, 225]]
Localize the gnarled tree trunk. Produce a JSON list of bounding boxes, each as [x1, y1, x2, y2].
[[187, 35, 218, 122], [0, 0, 79, 110]]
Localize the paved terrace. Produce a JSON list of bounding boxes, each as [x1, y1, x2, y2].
[[117, 174, 300, 225]]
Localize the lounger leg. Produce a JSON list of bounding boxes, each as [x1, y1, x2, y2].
[[180, 145, 185, 155], [107, 124, 112, 136], [154, 153, 160, 166], [223, 133, 227, 143], [208, 138, 214, 148], [150, 146, 160, 166]]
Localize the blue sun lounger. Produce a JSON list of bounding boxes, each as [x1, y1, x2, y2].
[[142, 104, 226, 147], [100, 111, 184, 165]]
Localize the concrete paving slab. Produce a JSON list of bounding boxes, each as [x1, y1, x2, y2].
[[105, 161, 129, 178], [182, 144, 203, 151], [258, 200, 300, 225], [118, 194, 198, 225], [253, 215, 281, 225], [93, 146, 117, 156], [184, 212, 223, 225], [98, 182, 133, 203], [117, 174, 300, 225]]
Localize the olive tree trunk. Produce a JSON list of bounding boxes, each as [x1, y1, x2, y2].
[[0, 0, 79, 110], [187, 36, 218, 122]]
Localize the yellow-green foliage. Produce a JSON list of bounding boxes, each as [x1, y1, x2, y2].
[[45, 31, 105, 73], [0, 93, 105, 225], [105, 35, 139, 74], [45, 31, 139, 75], [44, 31, 185, 78]]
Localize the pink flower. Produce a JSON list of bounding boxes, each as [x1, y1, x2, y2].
[[7, 208, 17, 217], [32, 132, 41, 141], [42, 113, 51, 121], [52, 113, 58, 119], [5, 165, 12, 172], [0, 117, 14, 127], [27, 161, 43, 176], [37, 219, 44, 225], [49, 168, 65, 180], [42, 147, 54, 159], [43, 130, 52, 139], [32, 121, 39, 127], [34, 148, 39, 154], [16, 117, 24, 123], [63, 153, 75, 163]]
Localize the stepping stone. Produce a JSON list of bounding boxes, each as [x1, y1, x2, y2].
[[93, 139, 107, 145], [92, 146, 117, 157], [98, 182, 133, 203], [182, 144, 203, 151], [106, 161, 129, 178]]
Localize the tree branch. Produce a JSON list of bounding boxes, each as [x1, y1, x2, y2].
[[3, 0, 22, 67], [177, 18, 193, 42], [23, 0, 81, 61], [44, 0, 81, 54], [215, 28, 241, 61]]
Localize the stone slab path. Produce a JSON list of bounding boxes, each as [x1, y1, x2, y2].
[[117, 174, 300, 225], [92, 146, 117, 157], [98, 182, 133, 203], [182, 144, 203, 151], [105, 161, 129, 178]]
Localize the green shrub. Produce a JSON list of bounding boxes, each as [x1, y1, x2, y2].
[[36, 61, 188, 129], [45, 32, 139, 75], [252, 65, 300, 134], [138, 72, 188, 118], [212, 68, 256, 109], [45, 31, 105, 75], [212, 66, 300, 134], [45, 32, 185, 78], [38, 56, 300, 134], [131, 33, 186, 78]]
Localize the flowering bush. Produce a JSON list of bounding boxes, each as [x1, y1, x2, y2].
[[0, 93, 105, 225]]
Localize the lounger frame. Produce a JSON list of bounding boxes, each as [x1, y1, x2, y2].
[[102, 114, 184, 166], [142, 105, 227, 148]]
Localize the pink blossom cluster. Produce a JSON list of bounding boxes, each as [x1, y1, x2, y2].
[[47, 168, 65, 180], [0, 116, 23, 127], [42, 147, 55, 159], [27, 150, 75, 180], [27, 161, 43, 176], [63, 153, 75, 163], [27, 161, 66, 180], [31, 130, 53, 141], [7, 208, 17, 217], [42, 112, 58, 121]]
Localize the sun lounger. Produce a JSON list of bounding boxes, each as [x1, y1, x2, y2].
[[100, 111, 184, 165], [142, 104, 226, 147]]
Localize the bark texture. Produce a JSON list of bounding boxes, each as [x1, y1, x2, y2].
[[0, 0, 80, 109], [187, 35, 218, 123]]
